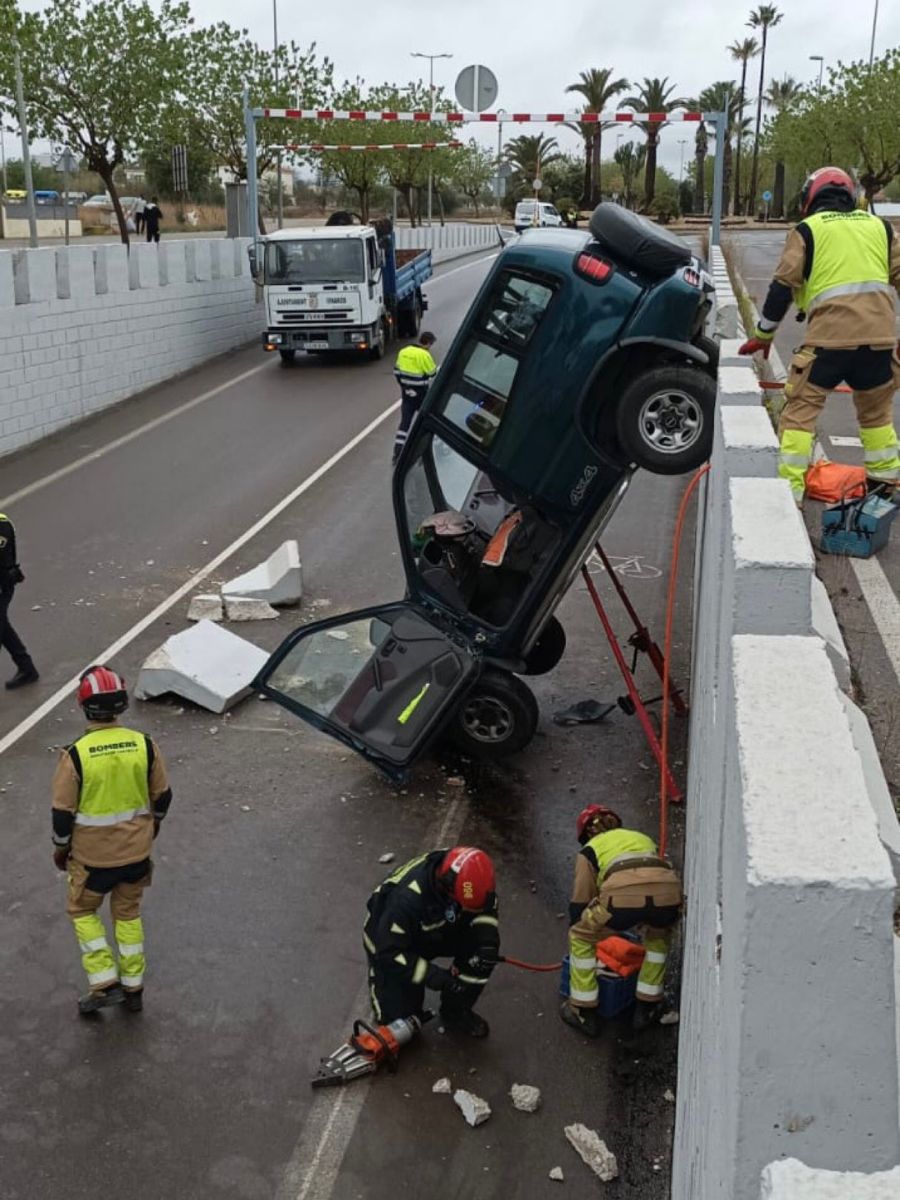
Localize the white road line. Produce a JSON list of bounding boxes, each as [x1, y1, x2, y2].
[[277, 797, 468, 1200], [850, 556, 900, 689], [0, 399, 399, 758], [0, 361, 269, 509]]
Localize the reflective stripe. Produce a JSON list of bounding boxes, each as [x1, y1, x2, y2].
[[79, 937, 109, 954], [88, 967, 119, 986], [118, 943, 144, 958], [569, 985, 599, 1002], [636, 981, 664, 997], [397, 682, 429, 725], [420, 919, 446, 932], [393, 953, 408, 966], [868, 466, 899, 480], [52, 833, 71, 847], [471, 914, 498, 928], [756, 317, 778, 334], [457, 972, 489, 986], [407, 880, 422, 894], [570, 954, 599, 969], [644, 950, 666, 964], [120, 973, 144, 987], [389, 923, 406, 935], [863, 447, 895, 462], [779, 453, 811, 467], [363, 931, 376, 953], [807, 280, 894, 313], [412, 958, 429, 984], [75, 807, 150, 827]]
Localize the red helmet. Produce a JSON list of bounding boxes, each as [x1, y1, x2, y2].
[[799, 167, 856, 216], [576, 804, 622, 844], [77, 665, 128, 721], [436, 847, 495, 911]]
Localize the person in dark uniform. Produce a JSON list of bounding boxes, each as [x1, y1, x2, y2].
[[0, 512, 39, 690], [144, 198, 163, 244]]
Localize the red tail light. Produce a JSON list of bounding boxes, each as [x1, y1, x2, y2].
[[576, 253, 613, 283]]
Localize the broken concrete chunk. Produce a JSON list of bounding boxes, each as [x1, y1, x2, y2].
[[432, 1077, 452, 1094], [224, 596, 279, 622], [221, 539, 302, 606], [453, 1089, 491, 1127], [564, 1124, 618, 1182], [510, 1084, 541, 1113], [187, 594, 223, 623], [378, 852, 395, 864], [549, 1167, 564, 1182], [134, 620, 267, 714]]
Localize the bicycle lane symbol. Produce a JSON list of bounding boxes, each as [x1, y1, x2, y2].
[[584, 551, 662, 580]]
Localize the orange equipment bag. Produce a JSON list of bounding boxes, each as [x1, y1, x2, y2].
[[804, 460, 867, 503], [596, 936, 646, 978]]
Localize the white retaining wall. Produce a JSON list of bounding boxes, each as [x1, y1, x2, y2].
[[673, 252, 900, 1199], [395, 220, 501, 264], [0, 239, 259, 459]]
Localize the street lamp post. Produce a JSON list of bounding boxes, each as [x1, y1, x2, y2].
[[495, 109, 507, 213], [809, 54, 824, 91], [411, 50, 452, 226], [273, 0, 283, 230], [12, 40, 37, 248], [869, 0, 879, 65], [678, 138, 688, 184]]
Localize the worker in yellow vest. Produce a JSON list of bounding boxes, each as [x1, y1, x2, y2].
[[739, 166, 900, 503], [51, 666, 172, 1016], [560, 804, 682, 1038], [393, 331, 437, 464]]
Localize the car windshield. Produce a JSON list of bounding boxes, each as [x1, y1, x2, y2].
[[265, 239, 366, 284]]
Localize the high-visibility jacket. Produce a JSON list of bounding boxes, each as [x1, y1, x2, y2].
[[394, 344, 437, 391], [68, 726, 152, 865], [794, 209, 892, 318], [582, 828, 659, 883]]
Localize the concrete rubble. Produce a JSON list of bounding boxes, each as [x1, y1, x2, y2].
[[564, 1124, 618, 1182], [221, 539, 302, 606], [761, 1158, 900, 1199], [134, 619, 268, 714], [223, 596, 279, 622], [548, 1167, 564, 1182], [432, 1077, 452, 1094], [186, 594, 223, 622], [509, 1084, 541, 1113], [453, 1089, 491, 1127]]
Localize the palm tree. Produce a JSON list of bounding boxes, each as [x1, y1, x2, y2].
[[623, 77, 689, 209], [614, 140, 647, 210], [504, 133, 561, 196], [747, 4, 783, 214], [728, 36, 759, 213], [564, 67, 630, 206], [697, 83, 743, 217], [764, 75, 802, 218]]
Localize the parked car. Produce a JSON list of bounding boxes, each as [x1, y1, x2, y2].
[[514, 199, 565, 233], [83, 193, 112, 206], [34, 189, 61, 205], [255, 203, 718, 779], [67, 191, 88, 206]]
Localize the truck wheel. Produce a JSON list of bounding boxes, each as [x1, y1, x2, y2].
[[278, 349, 296, 364], [368, 321, 387, 361], [520, 616, 566, 676], [449, 669, 539, 759], [615, 365, 715, 475]]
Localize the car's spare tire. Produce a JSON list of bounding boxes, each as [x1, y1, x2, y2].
[[615, 364, 716, 474], [448, 668, 539, 759]]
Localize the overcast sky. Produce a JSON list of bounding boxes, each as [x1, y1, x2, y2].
[[13, 0, 900, 174]]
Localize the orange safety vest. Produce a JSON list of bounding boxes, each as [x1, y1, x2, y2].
[[482, 511, 523, 568]]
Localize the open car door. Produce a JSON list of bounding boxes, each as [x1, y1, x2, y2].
[[254, 603, 481, 781]]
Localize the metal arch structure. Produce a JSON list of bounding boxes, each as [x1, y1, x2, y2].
[[241, 95, 727, 248]]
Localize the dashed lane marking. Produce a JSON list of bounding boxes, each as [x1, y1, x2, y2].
[[0, 399, 399, 758], [850, 556, 900, 689]]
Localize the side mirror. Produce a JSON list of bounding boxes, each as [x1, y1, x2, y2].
[[247, 244, 260, 280]]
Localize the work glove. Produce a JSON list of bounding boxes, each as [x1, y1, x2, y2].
[[465, 948, 500, 976], [442, 975, 471, 999], [737, 336, 772, 360], [52, 847, 70, 872]]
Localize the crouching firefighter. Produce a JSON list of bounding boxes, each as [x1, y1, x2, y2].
[[51, 666, 172, 1016], [363, 846, 499, 1038], [560, 805, 682, 1038]]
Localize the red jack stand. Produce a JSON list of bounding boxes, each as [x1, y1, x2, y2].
[[581, 543, 686, 803]]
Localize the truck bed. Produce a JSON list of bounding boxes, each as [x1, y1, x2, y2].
[[394, 248, 432, 303]]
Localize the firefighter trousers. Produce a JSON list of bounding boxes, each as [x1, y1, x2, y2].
[[66, 858, 151, 993]]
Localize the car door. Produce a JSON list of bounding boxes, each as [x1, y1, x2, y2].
[[255, 602, 481, 780]]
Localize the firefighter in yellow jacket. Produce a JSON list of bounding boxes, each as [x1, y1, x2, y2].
[[560, 804, 682, 1038], [739, 166, 900, 502], [51, 666, 172, 1016], [393, 332, 437, 463]]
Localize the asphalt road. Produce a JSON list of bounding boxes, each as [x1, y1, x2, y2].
[[0, 247, 697, 1199], [726, 230, 900, 797]]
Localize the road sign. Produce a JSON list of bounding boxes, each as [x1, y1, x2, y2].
[[762, 190, 773, 202], [454, 64, 499, 113], [54, 148, 78, 174], [532, 177, 542, 192], [171, 144, 188, 193]]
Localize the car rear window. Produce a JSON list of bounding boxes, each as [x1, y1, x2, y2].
[[435, 270, 555, 449]]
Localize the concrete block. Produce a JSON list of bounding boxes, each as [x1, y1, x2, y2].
[[187, 594, 223, 622], [719, 337, 748, 366], [134, 619, 268, 713], [0, 252, 14, 308], [224, 596, 279, 621], [192, 240, 213, 282], [716, 299, 741, 339], [719, 406, 778, 477], [209, 240, 224, 279], [56, 246, 96, 302], [13, 248, 57, 303], [129, 243, 160, 289], [761, 1158, 900, 1199], [729, 478, 815, 634], [221, 540, 302, 606], [95, 244, 130, 294], [158, 241, 187, 286], [810, 575, 850, 690], [839, 694, 900, 885], [719, 365, 761, 406]]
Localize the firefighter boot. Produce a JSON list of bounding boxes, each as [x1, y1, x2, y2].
[[78, 984, 125, 1015], [440, 1006, 490, 1038], [559, 1000, 601, 1038], [123, 989, 144, 1013]]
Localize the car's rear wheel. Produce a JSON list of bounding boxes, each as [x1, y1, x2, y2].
[[449, 669, 539, 759], [520, 616, 566, 676], [278, 348, 296, 364], [615, 365, 715, 475]]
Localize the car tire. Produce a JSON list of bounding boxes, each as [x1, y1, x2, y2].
[[615, 365, 716, 475], [520, 616, 566, 676], [449, 669, 539, 759], [278, 349, 296, 364], [694, 334, 720, 375]]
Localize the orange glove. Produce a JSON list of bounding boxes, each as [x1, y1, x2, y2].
[[53, 847, 69, 872]]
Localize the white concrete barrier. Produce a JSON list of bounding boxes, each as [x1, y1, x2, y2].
[[394, 221, 502, 265], [761, 1158, 900, 1199], [221, 539, 302, 606], [0, 238, 259, 459], [134, 619, 267, 713]]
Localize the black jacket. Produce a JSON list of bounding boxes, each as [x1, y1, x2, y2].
[[0, 514, 21, 587]]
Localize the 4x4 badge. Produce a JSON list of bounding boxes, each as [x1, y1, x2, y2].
[[570, 464, 598, 506]]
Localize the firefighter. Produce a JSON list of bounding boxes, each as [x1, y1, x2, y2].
[[0, 511, 39, 690], [363, 846, 500, 1038], [739, 166, 900, 503], [392, 331, 437, 464], [560, 804, 682, 1038], [51, 666, 172, 1016]]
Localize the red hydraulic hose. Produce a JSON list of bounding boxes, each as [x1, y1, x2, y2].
[[759, 379, 852, 394], [500, 954, 562, 972]]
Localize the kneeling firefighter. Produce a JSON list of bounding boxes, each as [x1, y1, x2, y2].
[[560, 805, 682, 1037], [363, 846, 499, 1038]]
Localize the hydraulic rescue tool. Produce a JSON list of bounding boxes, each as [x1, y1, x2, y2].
[[312, 1014, 431, 1088]]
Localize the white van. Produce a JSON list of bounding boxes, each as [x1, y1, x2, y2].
[[513, 199, 565, 233]]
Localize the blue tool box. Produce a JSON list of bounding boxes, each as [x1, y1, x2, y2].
[[820, 493, 898, 558], [559, 954, 639, 1018]]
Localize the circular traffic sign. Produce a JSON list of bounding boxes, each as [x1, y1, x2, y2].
[[762, 190, 773, 202], [454, 64, 499, 112]]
